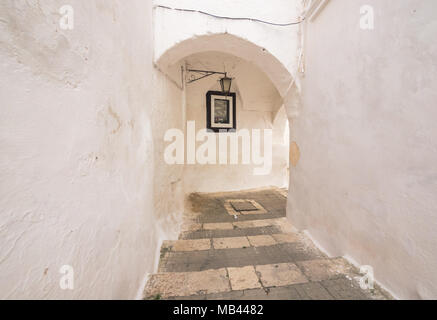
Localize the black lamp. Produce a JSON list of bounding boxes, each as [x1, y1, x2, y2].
[[219, 74, 233, 95]]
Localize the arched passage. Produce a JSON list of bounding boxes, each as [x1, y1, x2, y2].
[[156, 33, 295, 100], [153, 32, 298, 196]]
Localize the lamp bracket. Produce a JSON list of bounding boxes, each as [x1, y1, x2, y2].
[[186, 69, 227, 84]]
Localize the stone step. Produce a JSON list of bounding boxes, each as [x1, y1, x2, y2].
[[187, 190, 287, 224], [179, 217, 295, 239], [166, 232, 302, 252], [143, 188, 392, 301], [180, 225, 283, 240], [158, 237, 325, 273], [165, 278, 376, 300], [144, 258, 375, 300]]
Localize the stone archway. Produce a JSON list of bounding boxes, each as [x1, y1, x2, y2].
[[154, 32, 301, 197], [156, 33, 296, 101]]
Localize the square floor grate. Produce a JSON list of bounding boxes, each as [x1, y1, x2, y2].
[[224, 199, 268, 216], [230, 200, 258, 212]]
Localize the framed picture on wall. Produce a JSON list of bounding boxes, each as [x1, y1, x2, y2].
[[206, 91, 236, 132]]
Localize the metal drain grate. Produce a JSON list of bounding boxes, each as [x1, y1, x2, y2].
[[230, 200, 258, 212]]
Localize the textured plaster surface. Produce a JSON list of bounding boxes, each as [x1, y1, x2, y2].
[[0, 0, 174, 299], [289, 0, 437, 299], [151, 66, 185, 246]]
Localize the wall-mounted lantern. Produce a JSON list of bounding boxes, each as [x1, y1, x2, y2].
[[187, 69, 233, 95], [219, 75, 233, 95]]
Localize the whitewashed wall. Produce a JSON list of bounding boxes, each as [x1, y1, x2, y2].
[[153, 0, 302, 96], [151, 66, 185, 242], [289, 0, 437, 299], [182, 52, 288, 193], [0, 0, 160, 299], [0, 0, 301, 300]]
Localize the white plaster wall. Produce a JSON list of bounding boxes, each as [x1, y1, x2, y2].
[[273, 106, 290, 188], [289, 0, 437, 299], [183, 52, 288, 193], [153, 0, 302, 97], [0, 0, 163, 299], [151, 66, 185, 240]]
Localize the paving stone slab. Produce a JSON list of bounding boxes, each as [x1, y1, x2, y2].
[[272, 233, 301, 244], [172, 239, 211, 252], [198, 213, 285, 224], [166, 283, 335, 300], [213, 237, 250, 249], [233, 219, 277, 229], [292, 282, 334, 300], [180, 222, 203, 232], [180, 226, 282, 240], [247, 235, 277, 247], [297, 258, 357, 281], [203, 222, 234, 230], [228, 266, 262, 291], [320, 277, 370, 300], [256, 263, 308, 287], [144, 268, 230, 299], [159, 243, 323, 273]]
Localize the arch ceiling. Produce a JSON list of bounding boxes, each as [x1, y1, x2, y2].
[[156, 33, 294, 99]]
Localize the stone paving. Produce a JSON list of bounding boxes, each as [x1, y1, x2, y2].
[[144, 187, 392, 300]]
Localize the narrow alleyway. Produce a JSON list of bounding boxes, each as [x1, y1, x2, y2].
[[144, 188, 391, 300]]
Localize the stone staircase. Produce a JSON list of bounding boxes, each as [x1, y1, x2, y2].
[[143, 188, 390, 300]]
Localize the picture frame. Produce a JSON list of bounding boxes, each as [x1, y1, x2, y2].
[[206, 91, 237, 132]]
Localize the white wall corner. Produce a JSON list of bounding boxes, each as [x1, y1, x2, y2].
[[135, 273, 151, 300], [342, 255, 400, 300], [306, 0, 330, 21]]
